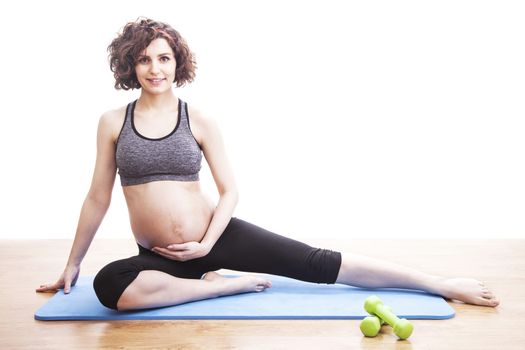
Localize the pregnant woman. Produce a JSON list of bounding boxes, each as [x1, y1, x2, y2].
[[37, 18, 499, 311]]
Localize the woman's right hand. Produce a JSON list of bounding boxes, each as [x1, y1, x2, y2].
[[36, 264, 81, 294]]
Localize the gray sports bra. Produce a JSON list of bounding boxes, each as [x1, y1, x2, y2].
[[115, 99, 202, 186]]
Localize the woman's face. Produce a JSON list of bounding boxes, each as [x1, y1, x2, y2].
[[135, 38, 176, 94]]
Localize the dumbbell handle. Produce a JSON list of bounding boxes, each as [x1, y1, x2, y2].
[[376, 305, 391, 325], [373, 304, 401, 327]]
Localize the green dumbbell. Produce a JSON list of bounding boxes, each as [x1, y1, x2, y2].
[[359, 305, 391, 337], [364, 295, 414, 340], [360, 316, 381, 337]]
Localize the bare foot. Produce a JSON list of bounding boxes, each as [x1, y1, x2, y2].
[[437, 277, 500, 307], [203, 271, 272, 295]]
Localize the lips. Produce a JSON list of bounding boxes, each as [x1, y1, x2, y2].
[[147, 78, 166, 84]]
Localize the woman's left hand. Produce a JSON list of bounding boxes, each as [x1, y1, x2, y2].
[[151, 241, 211, 261]]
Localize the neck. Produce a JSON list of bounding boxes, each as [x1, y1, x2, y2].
[[137, 90, 178, 112]]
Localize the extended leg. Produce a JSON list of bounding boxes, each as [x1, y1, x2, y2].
[[336, 253, 499, 307], [209, 218, 499, 307]]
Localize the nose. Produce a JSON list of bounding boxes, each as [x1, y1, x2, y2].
[[149, 60, 161, 74]]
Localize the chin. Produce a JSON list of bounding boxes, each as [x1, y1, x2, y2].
[[143, 87, 172, 95]]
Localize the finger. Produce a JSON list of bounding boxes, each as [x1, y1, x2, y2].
[[167, 243, 188, 250], [36, 283, 57, 293], [152, 247, 171, 254], [36, 285, 48, 292], [154, 249, 181, 260], [152, 249, 167, 257], [153, 246, 188, 260], [64, 279, 72, 294], [155, 247, 186, 257]]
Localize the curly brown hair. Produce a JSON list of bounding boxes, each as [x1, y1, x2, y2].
[[108, 17, 196, 90]]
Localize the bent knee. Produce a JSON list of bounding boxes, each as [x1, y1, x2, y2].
[[93, 260, 141, 310]]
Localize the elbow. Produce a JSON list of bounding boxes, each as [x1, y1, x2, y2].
[[220, 188, 239, 204], [232, 190, 239, 205], [86, 191, 112, 208]]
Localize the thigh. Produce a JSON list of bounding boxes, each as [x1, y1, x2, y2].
[[203, 217, 342, 283]]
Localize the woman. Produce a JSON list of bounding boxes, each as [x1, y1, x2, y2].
[[37, 18, 499, 311]]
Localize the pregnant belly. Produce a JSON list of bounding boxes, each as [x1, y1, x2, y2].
[[123, 181, 215, 249]]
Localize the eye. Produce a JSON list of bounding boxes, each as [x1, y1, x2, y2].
[[137, 57, 149, 64], [160, 56, 170, 62]]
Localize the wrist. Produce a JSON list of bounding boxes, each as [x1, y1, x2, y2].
[[67, 260, 81, 268], [201, 240, 213, 252]]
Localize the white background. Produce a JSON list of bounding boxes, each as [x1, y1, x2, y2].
[[1, 0, 523, 240]]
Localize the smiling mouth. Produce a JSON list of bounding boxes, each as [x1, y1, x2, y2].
[[147, 78, 166, 83]]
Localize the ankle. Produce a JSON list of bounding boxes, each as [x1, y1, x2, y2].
[[212, 277, 235, 297], [425, 275, 449, 296]]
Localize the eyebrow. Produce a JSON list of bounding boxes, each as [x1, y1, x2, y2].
[[138, 52, 173, 58]]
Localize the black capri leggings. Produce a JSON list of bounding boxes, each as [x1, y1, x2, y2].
[[93, 217, 342, 310]]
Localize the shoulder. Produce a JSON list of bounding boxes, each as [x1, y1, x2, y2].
[[98, 105, 128, 142], [186, 102, 221, 146], [186, 103, 218, 128]]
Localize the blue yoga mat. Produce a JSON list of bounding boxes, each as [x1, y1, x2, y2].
[[35, 275, 455, 320]]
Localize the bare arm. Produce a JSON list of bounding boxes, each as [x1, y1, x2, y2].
[[198, 115, 239, 250], [37, 111, 118, 293]]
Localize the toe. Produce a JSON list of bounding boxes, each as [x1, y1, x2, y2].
[[477, 296, 500, 307], [487, 297, 500, 307], [482, 290, 493, 298], [476, 297, 495, 306]]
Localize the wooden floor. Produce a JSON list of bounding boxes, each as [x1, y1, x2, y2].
[[1, 239, 524, 349]]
